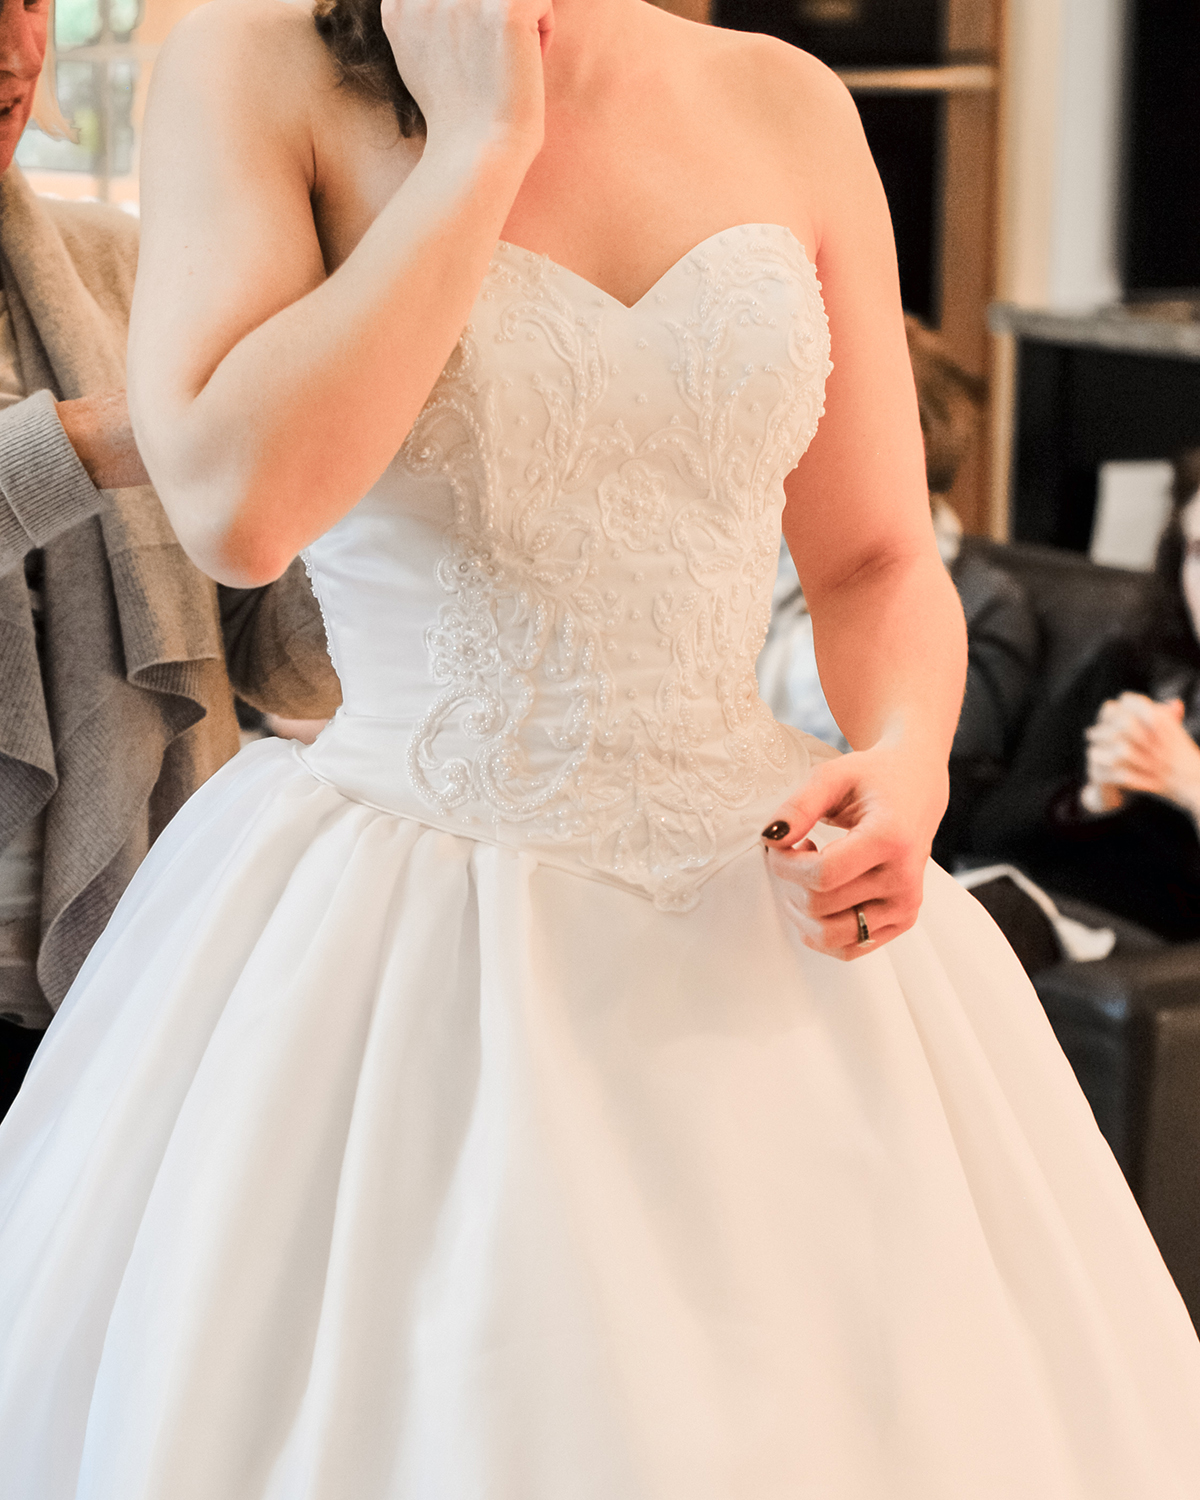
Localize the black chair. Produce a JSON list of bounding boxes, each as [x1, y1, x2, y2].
[[954, 540, 1200, 1327]]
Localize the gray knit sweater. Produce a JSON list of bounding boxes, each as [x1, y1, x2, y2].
[[0, 166, 341, 1026]]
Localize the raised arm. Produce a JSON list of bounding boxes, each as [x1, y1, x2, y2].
[[128, 0, 549, 589], [761, 59, 967, 957]]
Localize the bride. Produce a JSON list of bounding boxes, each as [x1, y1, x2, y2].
[[1, 1, 1199, 1495]]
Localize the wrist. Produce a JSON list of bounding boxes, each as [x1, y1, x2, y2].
[[420, 120, 541, 187], [55, 398, 103, 485], [1078, 781, 1123, 818], [401, 127, 538, 252], [868, 712, 954, 773], [1169, 778, 1200, 822], [56, 395, 148, 490], [857, 737, 950, 829]]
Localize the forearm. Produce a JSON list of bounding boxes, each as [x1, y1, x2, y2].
[[808, 549, 967, 762], [56, 393, 149, 491], [133, 134, 535, 588]]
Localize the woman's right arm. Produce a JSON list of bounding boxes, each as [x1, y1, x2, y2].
[[128, 0, 547, 588]]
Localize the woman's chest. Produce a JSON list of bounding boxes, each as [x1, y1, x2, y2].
[[307, 91, 816, 302]]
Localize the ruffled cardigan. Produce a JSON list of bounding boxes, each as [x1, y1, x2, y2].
[[0, 165, 341, 1023]]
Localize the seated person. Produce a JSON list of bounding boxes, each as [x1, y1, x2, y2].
[[757, 315, 1039, 864], [969, 451, 1200, 940]]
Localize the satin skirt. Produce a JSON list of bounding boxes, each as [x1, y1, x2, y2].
[[1, 737, 1199, 1500]]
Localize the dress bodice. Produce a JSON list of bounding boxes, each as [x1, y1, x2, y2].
[[301, 223, 832, 909]]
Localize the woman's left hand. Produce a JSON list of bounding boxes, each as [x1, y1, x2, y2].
[[1085, 692, 1200, 818], [761, 743, 947, 960]]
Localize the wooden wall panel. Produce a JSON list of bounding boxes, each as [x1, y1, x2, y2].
[[648, 0, 713, 19], [944, 0, 1003, 534], [947, 0, 998, 55], [942, 82, 1001, 533]]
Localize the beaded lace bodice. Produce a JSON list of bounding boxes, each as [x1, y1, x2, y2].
[[302, 224, 832, 910]]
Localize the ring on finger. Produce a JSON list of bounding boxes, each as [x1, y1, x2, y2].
[[854, 904, 872, 946]]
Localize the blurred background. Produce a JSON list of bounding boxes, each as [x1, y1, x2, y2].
[[19, 0, 183, 210]]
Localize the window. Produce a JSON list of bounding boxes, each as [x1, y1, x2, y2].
[[17, 0, 203, 209]]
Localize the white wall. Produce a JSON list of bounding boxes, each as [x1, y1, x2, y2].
[[999, 0, 1128, 310]]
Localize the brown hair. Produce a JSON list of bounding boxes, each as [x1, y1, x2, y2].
[[903, 315, 988, 496], [312, 0, 425, 136]]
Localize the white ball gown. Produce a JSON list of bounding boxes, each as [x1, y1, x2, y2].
[[2, 225, 1199, 1500]]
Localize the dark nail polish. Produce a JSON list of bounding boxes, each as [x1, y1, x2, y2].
[[762, 820, 790, 841]]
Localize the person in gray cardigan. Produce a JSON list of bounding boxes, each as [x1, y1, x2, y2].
[[0, 60, 341, 1109]]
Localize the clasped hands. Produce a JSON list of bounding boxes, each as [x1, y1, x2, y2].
[[1082, 691, 1200, 820]]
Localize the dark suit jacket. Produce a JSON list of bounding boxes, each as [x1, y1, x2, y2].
[[932, 547, 1040, 865]]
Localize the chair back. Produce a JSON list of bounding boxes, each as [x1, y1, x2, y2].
[[964, 539, 1162, 709]]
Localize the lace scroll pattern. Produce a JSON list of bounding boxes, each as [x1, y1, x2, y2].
[[400, 229, 832, 909]]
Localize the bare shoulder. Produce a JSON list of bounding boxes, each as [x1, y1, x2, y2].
[[640, 14, 871, 193], [696, 25, 865, 155], [675, 24, 882, 253], [164, 0, 322, 64], [151, 0, 338, 140]]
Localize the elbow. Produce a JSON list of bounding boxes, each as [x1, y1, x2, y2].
[[159, 476, 296, 588], [134, 396, 296, 587], [194, 517, 295, 589], [204, 546, 294, 591]]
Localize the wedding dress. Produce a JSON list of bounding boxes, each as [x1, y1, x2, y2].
[[2, 225, 1199, 1500]]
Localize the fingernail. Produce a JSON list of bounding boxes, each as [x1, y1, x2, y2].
[[761, 820, 790, 841]]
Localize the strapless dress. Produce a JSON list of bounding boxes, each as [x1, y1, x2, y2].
[[1, 225, 1199, 1500]]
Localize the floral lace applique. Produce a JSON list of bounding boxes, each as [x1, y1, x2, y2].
[[400, 229, 832, 909], [598, 462, 670, 550]]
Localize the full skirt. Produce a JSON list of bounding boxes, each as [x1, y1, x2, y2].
[[2, 739, 1199, 1500]]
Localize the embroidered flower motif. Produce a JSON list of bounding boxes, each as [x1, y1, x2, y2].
[[426, 601, 498, 684], [598, 461, 670, 551]]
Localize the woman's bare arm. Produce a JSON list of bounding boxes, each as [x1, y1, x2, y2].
[[781, 62, 965, 767], [760, 56, 966, 956], [128, 0, 547, 587]]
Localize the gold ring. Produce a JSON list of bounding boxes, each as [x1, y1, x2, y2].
[[854, 905, 871, 946]]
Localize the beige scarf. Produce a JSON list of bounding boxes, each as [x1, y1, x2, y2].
[[0, 165, 232, 1013]]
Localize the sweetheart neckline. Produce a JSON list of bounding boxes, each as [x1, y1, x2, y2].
[[492, 223, 815, 313]]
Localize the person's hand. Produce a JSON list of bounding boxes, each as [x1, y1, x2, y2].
[[760, 743, 947, 960], [56, 392, 150, 490], [1083, 692, 1200, 819], [264, 714, 328, 746], [381, 0, 553, 156]]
